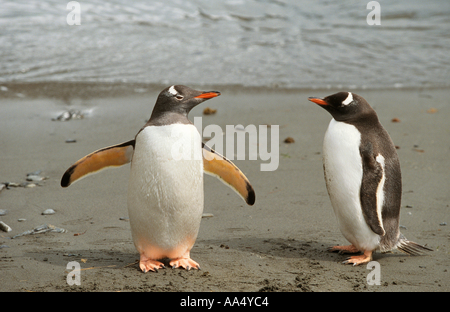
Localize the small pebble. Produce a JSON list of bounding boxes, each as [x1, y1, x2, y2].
[[0, 209, 7, 216], [284, 137, 295, 143], [0, 245, 10, 249], [0, 221, 12, 232], [11, 224, 66, 239], [27, 170, 42, 176], [26, 175, 45, 182], [119, 217, 129, 221], [203, 107, 217, 115], [52, 109, 84, 121], [202, 213, 214, 218], [42, 209, 56, 215], [64, 253, 81, 257], [440, 222, 447, 226], [405, 205, 413, 208], [18, 218, 26, 222], [65, 139, 77, 143]]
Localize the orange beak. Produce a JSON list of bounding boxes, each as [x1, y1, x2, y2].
[[308, 97, 328, 106], [195, 91, 221, 99]]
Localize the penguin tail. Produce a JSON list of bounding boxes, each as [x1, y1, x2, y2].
[[396, 235, 433, 256]]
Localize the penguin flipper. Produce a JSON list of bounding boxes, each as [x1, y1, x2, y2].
[[61, 140, 135, 187], [359, 142, 385, 236], [202, 143, 255, 206]]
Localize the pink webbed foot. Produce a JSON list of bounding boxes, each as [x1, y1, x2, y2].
[[328, 244, 360, 254], [169, 251, 200, 271], [139, 254, 165, 273], [342, 250, 373, 266]]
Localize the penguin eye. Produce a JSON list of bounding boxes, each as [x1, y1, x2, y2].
[[175, 94, 184, 100]]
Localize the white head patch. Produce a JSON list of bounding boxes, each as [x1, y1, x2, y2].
[[342, 92, 353, 106], [168, 85, 177, 96]]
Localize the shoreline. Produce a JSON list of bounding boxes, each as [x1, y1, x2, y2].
[[0, 83, 448, 292], [0, 80, 448, 100]]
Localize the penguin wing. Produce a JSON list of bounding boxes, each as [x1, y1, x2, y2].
[[202, 143, 255, 206], [359, 142, 386, 236], [61, 140, 135, 187]]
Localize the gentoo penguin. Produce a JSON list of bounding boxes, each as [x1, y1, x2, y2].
[[309, 92, 432, 266], [61, 85, 255, 272]]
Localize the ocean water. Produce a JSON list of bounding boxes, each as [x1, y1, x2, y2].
[[0, 0, 449, 89]]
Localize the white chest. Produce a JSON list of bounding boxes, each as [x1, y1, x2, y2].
[[127, 124, 204, 254], [323, 119, 363, 198], [322, 119, 380, 250]]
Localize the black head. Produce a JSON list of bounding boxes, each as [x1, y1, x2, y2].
[[308, 92, 376, 123], [149, 85, 220, 125]]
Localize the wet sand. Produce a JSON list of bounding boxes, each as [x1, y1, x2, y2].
[[0, 83, 448, 292]]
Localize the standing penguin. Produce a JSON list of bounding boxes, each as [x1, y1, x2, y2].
[[309, 92, 431, 265], [61, 85, 255, 272]]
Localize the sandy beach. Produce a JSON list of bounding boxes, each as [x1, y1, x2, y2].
[[0, 82, 448, 292]]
